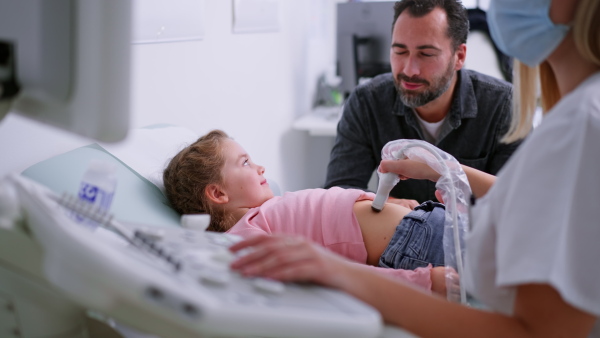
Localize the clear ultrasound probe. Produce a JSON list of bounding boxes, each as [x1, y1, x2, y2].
[[371, 140, 471, 304]]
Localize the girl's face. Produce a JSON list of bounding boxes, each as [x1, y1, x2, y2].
[[220, 139, 274, 209]]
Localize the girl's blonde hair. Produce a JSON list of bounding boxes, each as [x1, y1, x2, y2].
[[502, 0, 600, 143], [163, 129, 235, 232]]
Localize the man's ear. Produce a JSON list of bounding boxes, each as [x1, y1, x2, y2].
[[205, 184, 229, 205], [455, 43, 466, 70]]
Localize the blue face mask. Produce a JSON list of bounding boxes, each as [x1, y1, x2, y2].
[[487, 0, 570, 67]]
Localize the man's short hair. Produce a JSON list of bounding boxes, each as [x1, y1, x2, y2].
[[393, 0, 469, 51]]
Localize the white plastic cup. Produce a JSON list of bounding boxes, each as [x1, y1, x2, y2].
[[75, 159, 118, 229]]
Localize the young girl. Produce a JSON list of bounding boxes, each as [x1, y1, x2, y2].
[[163, 129, 448, 294]]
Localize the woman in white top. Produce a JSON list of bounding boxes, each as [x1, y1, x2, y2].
[[228, 0, 600, 336]]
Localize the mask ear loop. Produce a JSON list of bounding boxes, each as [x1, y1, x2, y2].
[[376, 139, 471, 304]]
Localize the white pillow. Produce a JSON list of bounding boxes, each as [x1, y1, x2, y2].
[[99, 124, 198, 194], [100, 124, 281, 196]]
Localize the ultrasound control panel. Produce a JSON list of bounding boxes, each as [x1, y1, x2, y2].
[[2, 174, 384, 338]]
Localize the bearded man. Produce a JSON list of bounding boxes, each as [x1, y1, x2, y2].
[[325, 0, 520, 208]]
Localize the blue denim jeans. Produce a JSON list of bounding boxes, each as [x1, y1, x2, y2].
[[378, 201, 445, 270]]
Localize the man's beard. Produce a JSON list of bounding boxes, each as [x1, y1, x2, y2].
[[394, 58, 455, 108]]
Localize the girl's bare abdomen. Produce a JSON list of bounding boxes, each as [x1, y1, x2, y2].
[[353, 200, 412, 266]]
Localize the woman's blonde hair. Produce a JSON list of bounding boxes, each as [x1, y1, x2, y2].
[[163, 129, 235, 232], [502, 0, 600, 143]]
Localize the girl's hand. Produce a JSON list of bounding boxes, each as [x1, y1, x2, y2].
[[229, 235, 353, 289], [430, 266, 448, 296], [430, 266, 461, 298], [379, 159, 441, 182]]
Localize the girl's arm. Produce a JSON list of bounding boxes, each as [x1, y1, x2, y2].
[[358, 264, 448, 296], [379, 159, 496, 199], [230, 235, 596, 338]]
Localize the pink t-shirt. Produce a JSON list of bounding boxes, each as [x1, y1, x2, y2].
[[227, 187, 432, 290]]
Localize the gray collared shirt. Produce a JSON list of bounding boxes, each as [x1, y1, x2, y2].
[[325, 69, 521, 203]]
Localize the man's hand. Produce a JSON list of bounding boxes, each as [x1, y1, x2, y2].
[[387, 197, 420, 209], [435, 190, 444, 204]]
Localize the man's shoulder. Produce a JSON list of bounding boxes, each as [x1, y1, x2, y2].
[[343, 73, 397, 118], [463, 68, 512, 94], [354, 72, 395, 95]]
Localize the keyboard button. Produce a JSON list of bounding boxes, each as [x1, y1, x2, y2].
[[253, 278, 285, 294], [198, 268, 230, 285], [226, 292, 268, 306], [211, 248, 236, 264]]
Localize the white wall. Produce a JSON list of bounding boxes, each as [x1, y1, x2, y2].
[[0, 0, 501, 193], [0, 0, 340, 192]]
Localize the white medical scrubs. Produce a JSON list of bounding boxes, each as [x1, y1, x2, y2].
[[465, 72, 600, 337]]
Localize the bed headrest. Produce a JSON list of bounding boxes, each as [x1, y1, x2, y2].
[[21, 143, 181, 227], [21, 125, 198, 228]]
